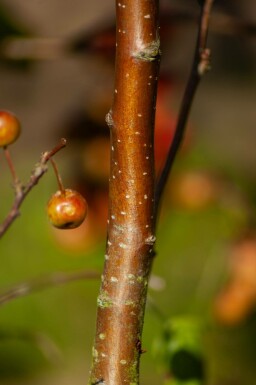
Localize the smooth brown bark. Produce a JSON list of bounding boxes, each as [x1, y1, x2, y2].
[[88, 1, 160, 384]]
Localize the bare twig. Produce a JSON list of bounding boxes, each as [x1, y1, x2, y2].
[[0, 138, 67, 238], [154, 0, 214, 217], [0, 269, 100, 306]]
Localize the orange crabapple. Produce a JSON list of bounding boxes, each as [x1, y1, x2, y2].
[[0, 110, 21, 147], [47, 188, 88, 229]]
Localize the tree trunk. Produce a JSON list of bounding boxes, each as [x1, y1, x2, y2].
[[88, 1, 160, 384]]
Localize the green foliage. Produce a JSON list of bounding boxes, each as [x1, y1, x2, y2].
[[153, 317, 205, 383]]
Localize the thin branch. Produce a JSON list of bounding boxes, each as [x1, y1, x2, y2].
[[0, 138, 67, 238], [0, 269, 100, 306], [154, 0, 214, 217]]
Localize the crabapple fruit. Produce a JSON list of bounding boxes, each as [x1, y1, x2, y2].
[[47, 189, 87, 229], [0, 110, 21, 147]]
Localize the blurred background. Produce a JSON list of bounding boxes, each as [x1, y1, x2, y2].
[[0, 0, 256, 384]]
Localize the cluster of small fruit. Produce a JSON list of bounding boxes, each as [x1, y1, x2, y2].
[[0, 110, 87, 230]]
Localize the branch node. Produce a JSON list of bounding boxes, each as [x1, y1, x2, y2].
[[13, 180, 24, 199], [32, 163, 48, 179], [145, 235, 156, 245], [91, 379, 105, 385], [105, 110, 114, 128], [198, 48, 211, 76], [134, 38, 161, 62]]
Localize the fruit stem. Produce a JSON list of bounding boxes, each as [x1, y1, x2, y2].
[[42, 138, 67, 163], [50, 158, 65, 193], [3, 146, 19, 185]]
